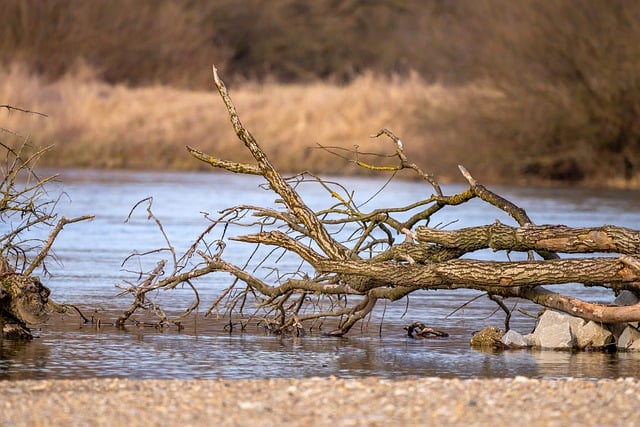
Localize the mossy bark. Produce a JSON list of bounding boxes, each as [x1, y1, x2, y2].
[[0, 270, 50, 340]]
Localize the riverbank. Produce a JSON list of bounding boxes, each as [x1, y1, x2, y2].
[[1, 64, 456, 178], [4, 64, 639, 189], [1, 377, 639, 426]]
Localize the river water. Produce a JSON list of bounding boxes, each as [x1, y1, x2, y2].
[[1, 169, 639, 380]]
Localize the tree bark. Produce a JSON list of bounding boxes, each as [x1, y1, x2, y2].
[[0, 270, 51, 339], [417, 223, 640, 254]]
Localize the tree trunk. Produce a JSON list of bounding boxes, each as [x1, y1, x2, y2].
[[0, 267, 51, 339]]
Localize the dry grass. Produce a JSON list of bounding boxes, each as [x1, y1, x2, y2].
[[3, 62, 638, 188], [0, 63, 474, 179], [4, 1, 640, 188]]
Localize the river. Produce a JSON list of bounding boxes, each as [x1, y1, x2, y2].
[[1, 169, 639, 380]]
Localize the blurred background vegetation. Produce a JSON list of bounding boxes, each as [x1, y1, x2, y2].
[[1, 0, 639, 187]]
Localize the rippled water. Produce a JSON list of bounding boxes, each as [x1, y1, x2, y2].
[[2, 169, 640, 380]]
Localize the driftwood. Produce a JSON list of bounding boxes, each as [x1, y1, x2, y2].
[[405, 322, 449, 339], [0, 260, 50, 339], [114, 66, 640, 337]]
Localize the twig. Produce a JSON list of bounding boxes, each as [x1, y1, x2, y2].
[[0, 105, 48, 117]]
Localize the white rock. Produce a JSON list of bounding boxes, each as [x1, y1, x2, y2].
[[628, 340, 640, 351], [501, 330, 530, 348], [567, 316, 587, 335], [573, 321, 614, 349], [532, 310, 579, 349], [617, 326, 640, 350], [608, 322, 629, 338], [522, 334, 536, 347]]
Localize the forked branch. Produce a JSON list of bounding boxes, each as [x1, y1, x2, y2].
[[122, 66, 640, 336]]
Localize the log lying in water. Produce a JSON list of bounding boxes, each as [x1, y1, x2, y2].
[[117, 66, 640, 338]]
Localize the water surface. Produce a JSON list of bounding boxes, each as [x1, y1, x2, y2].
[[2, 169, 639, 380]]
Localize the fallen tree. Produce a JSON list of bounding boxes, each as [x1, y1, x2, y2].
[[116, 67, 640, 337], [1, 111, 93, 339]]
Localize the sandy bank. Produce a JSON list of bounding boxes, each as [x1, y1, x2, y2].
[[1, 377, 639, 426]]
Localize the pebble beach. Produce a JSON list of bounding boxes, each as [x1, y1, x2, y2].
[[2, 376, 640, 426]]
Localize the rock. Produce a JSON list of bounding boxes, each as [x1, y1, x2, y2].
[[522, 334, 536, 347], [614, 290, 639, 306], [617, 326, 640, 351], [2, 322, 33, 339], [532, 310, 584, 350], [573, 321, 614, 349], [608, 321, 629, 338], [613, 292, 640, 329], [470, 326, 504, 348], [504, 311, 620, 351], [500, 330, 531, 348]]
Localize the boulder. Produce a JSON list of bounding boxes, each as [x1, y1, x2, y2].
[[0, 271, 51, 339], [470, 326, 504, 348], [500, 329, 531, 348], [608, 321, 629, 338], [617, 326, 640, 351], [531, 310, 584, 349], [522, 334, 536, 347], [612, 291, 640, 330], [614, 290, 640, 306], [573, 321, 614, 349]]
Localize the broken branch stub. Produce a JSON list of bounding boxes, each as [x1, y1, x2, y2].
[[174, 66, 640, 336]]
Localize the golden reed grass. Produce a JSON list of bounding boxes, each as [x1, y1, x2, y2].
[[4, 63, 637, 188], [0, 62, 476, 180]]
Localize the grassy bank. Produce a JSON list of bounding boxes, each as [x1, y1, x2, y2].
[[1, 63, 481, 181], [2, 63, 639, 188], [3, 1, 640, 188]]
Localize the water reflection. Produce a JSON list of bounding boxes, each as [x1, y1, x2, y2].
[[0, 338, 51, 380], [4, 316, 640, 380], [2, 169, 640, 380]]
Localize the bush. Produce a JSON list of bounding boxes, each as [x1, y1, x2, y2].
[[0, 0, 466, 87], [2, 0, 639, 185], [438, 0, 640, 185]]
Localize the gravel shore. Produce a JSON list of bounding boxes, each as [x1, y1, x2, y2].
[[2, 376, 640, 426]]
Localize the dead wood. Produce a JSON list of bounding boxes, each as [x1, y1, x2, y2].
[[417, 223, 640, 254], [1, 124, 93, 338], [0, 267, 51, 339], [115, 65, 640, 337]]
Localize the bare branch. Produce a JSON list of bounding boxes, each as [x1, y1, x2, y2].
[[25, 215, 94, 276], [0, 105, 48, 117], [118, 66, 640, 340]]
